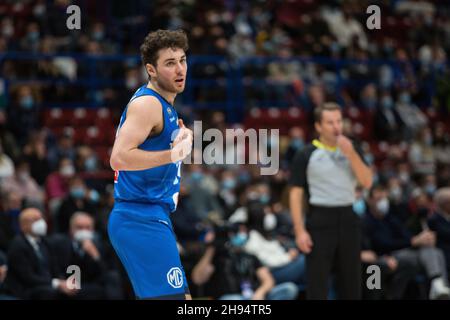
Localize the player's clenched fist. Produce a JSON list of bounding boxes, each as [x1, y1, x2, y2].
[[171, 120, 193, 162]]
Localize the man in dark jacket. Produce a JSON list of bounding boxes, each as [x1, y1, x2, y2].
[[365, 185, 450, 299], [4, 208, 77, 299], [428, 188, 450, 278], [51, 212, 124, 299]]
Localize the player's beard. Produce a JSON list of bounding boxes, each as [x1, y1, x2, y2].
[[155, 76, 184, 94]]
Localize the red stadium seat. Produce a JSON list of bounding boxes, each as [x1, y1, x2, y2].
[[94, 146, 112, 169], [73, 108, 97, 127]]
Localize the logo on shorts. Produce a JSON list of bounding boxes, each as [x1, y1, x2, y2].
[[167, 267, 183, 289]]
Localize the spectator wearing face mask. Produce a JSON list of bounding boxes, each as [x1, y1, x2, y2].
[[0, 249, 16, 300], [0, 159, 45, 208], [51, 212, 124, 299], [285, 127, 305, 165], [45, 157, 75, 216], [0, 192, 23, 252], [0, 140, 15, 179], [364, 184, 450, 300], [428, 188, 450, 278], [46, 131, 77, 171], [23, 131, 51, 185], [191, 223, 298, 300], [409, 127, 436, 176], [4, 208, 77, 299], [217, 170, 239, 218], [55, 176, 98, 233], [7, 85, 39, 145], [373, 92, 403, 142], [386, 176, 411, 224], [242, 201, 306, 292]]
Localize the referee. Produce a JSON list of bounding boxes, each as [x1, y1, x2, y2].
[[289, 102, 373, 300]]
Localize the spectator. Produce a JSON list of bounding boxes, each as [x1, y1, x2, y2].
[[365, 184, 450, 299], [0, 249, 16, 299], [242, 201, 306, 291], [409, 127, 436, 175], [51, 212, 124, 299], [284, 127, 305, 165], [0, 160, 45, 208], [0, 111, 21, 162], [323, 8, 368, 50], [45, 157, 75, 217], [55, 176, 97, 233], [0, 192, 23, 252], [428, 188, 450, 277], [395, 89, 428, 140], [47, 131, 76, 170], [0, 141, 15, 179], [7, 85, 40, 145], [191, 224, 298, 300], [4, 208, 76, 299], [23, 130, 51, 185], [373, 92, 403, 142]]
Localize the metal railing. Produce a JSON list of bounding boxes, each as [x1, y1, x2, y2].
[[1, 52, 446, 122]]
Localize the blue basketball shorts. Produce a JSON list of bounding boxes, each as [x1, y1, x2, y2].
[[108, 201, 189, 299]]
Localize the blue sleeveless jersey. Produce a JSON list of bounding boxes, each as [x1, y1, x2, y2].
[[113, 85, 181, 213]]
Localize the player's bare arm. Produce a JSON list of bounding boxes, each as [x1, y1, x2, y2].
[[110, 95, 191, 171]]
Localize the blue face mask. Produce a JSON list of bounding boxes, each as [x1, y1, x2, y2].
[[85, 157, 97, 171], [330, 42, 340, 53], [260, 194, 270, 205], [364, 154, 374, 166], [222, 178, 236, 190], [381, 96, 393, 109], [399, 93, 411, 105], [291, 138, 304, 149], [20, 96, 34, 110], [92, 31, 104, 41], [353, 199, 366, 217], [363, 97, 377, 109], [28, 31, 40, 42], [230, 233, 248, 247], [425, 184, 436, 195], [71, 187, 85, 199], [89, 189, 100, 203], [239, 172, 251, 184], [191, 172, 203, 182]]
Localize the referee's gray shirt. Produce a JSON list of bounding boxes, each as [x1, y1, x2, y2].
[[289, 139, 368, 207]]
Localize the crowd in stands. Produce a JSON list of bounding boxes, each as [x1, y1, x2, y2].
[[0, 0, 450, 299]]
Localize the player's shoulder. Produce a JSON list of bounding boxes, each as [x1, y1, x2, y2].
[[127, 94, 162, 116]]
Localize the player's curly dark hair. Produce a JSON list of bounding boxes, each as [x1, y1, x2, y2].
[[140, 29, 189, 68]]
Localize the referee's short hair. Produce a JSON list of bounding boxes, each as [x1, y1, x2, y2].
[[314, 102, 342, 123]]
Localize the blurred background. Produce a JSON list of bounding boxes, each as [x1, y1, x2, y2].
[[0, 0, 450, 300]]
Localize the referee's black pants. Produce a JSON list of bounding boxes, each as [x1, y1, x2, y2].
[[305, 205, 361, 300]]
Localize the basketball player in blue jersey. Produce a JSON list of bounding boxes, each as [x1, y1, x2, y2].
[[108, 29, 193, 300]]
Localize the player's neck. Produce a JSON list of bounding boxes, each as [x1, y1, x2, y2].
[[146, 81, 176, 105]]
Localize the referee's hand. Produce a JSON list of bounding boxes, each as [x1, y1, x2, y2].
[[337, 135, 354, 157], [295, 229, 313, 254]]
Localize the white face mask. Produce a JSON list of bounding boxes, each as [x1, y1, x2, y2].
[[31, 219, 47, 237], [60, 165, 75, 177], [263, 213, 277, 231], [376, 198, 390, 216], [74, 229, 94, 242]]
